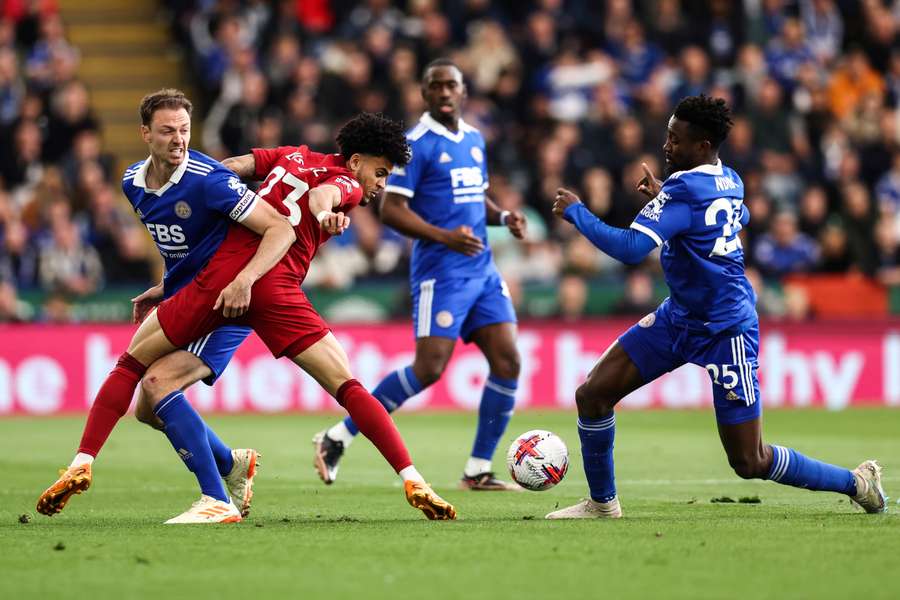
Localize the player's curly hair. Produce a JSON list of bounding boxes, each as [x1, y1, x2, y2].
[[335, 112, 411, 167], [673, 94, 733, 149]]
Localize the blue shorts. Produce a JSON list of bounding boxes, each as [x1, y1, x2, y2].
[[411, 271, 516, 342], [618, 300, 761, 425], [183, 325, 252, 385]]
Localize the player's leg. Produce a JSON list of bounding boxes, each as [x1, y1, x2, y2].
[[315, 335, 455, 483], [462, 321, 520, 490], [710, 327, 886, 513], [291, 332, 456, 519], [318, 277, 468, 482], [35, 309, 180, 516], [547, 308, 681, 519]]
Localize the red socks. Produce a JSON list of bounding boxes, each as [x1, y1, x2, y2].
[[77, 352, 147, 456], [336, 379, 412, 473]]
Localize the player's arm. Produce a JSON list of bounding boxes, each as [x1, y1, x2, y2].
[[381, 192, 484, 256], [485, 196, 527, 239], [553, 188, 669, 265], [214, 200, 296, 318], [307, 183, 351, 235], [222, 154, 255, 180]]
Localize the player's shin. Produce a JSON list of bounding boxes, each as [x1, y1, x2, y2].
[[154, 391, 230, 502], [766, 445, 856, 495], [76, 352, 147, 459], [578, 413, 618, 503], [467, 374, 517, 476], [331, 366, 426, 447], [334, 379, 414, 475], [206, 425, 235, 476]]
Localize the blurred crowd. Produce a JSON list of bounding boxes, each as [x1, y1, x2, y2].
[[5, 0, 900, 323], [0, 1, 156, 322]]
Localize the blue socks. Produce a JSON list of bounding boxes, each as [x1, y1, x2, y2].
[[154, 392, 230, 502], [470, 374, 517, 460], [342, 366, 424, 435], [767, 445, 857, 495], [206, 425, 234, 476], [578, 414, 617, 503]]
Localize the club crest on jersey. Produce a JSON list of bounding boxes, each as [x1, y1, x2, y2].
[[470, 147, 483, 163], [436, 310, 454, 328], [638, 313, 656, 328], [227, 176, 248, 197], [174, 201, 192, 219], [640, 191, 670, 222]]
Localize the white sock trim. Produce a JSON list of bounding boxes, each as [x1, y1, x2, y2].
[[70, 452, 94, 468], [399, 465, 425, 483], [464, 457, 492, 478], [326, 421, 356, 447]]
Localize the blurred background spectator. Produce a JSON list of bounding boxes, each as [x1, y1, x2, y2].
[[6, 1, 900, 323]]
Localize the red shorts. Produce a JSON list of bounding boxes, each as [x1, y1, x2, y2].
[[157, 248, 329, 358]]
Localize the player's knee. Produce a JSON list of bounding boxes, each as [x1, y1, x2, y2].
[[140, 371, 174, 405], [574, 382, 614, 417], [729, 454, 768, 480], [414, 358, 448, 387], [490, 351, 520, 381]]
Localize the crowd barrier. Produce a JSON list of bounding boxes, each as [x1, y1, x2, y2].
[[1, 319, 899, 415]]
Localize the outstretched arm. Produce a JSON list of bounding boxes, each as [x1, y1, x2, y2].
[[553, 188, 662, 265]]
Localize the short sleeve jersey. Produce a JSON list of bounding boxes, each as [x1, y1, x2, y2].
[[384, 113, 493, 287], [122, 150, 259, 298], [219, 145, 364, 280], [630, 160, 757, 334]]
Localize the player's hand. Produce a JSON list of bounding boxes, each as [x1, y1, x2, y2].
[[214, 275, 252, 318], [441, 225, 484, 256], [552, 188, 582, 218], [506, 210, 527, 240], [637, 162, 663, 198], [320, 211, 350, 236], [131, 282, 164, 323]]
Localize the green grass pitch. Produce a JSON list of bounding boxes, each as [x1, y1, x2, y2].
[[2, 409, 898, 599]]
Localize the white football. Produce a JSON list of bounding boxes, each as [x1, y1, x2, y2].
[[506, 429, 569, 491]]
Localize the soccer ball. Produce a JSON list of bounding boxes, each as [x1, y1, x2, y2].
[[506, 430, 569, 491]]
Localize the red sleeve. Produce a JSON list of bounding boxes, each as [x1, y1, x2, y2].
[[251, 146, 298, 180], [319, 172, 363, 210]]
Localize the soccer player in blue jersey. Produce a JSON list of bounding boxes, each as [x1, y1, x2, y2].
[[37, 89, 296, 523], [314, 59, 528, 490], [545, 95, 886, 518]]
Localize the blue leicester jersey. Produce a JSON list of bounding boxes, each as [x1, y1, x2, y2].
[[385, 113, 494, 285], [630, 160, 756, 334], [122, 150, 259, 298]]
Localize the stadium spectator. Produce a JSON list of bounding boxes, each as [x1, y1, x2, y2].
[[754, 211, 819, 279]]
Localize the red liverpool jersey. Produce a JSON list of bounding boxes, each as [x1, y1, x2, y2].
[[219, 145, 364, 280]]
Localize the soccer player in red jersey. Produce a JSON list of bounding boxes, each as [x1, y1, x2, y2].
[[37, 113, 456, 521]]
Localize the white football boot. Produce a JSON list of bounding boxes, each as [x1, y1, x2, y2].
[[850, 460, 887, 514], [224, 449, 260, 517], [545, 497, 623, 519], [164, 495, 242, 524]]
